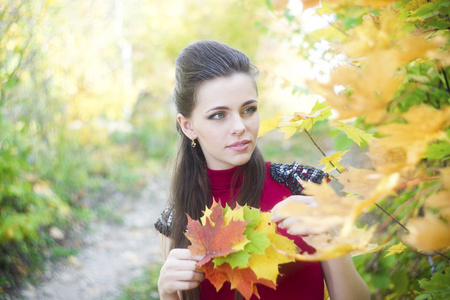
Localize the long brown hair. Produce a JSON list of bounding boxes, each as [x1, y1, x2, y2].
[[169, 40, 266, 300]]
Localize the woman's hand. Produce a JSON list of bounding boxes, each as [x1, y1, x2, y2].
[[270, 195, 320, 236], [158, 248, 205, 300]]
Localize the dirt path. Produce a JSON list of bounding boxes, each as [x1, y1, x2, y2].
[[17, 174, 168, 300]]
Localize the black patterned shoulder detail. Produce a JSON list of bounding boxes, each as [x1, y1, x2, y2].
[[270, 162, 329, 195], [154, 205, 173, 237]]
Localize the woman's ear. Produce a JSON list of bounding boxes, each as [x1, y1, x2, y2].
[[177, 113, 196, 140]]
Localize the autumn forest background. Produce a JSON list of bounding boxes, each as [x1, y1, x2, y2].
[[1, 0, 449, 299]]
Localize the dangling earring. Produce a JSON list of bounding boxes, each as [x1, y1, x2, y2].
[[191, 139, 197, 148]]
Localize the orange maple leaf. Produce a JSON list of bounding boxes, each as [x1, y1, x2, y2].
[[201, 261, 276, 300], [185, 201, 249, 266]]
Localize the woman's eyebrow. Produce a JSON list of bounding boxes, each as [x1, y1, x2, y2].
[[205, 99, 258, 114], [206, 106, 229, 114], [242, 99, 258, 107]]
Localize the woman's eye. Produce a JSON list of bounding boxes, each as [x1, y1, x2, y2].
[[209, 112, 225, 120], [243, 106, 257, 114]]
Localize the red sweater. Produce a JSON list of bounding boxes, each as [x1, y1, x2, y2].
[[200, 162, 324, 300]]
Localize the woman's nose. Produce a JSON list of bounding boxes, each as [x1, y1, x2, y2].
[[231, 116, 246, 136]]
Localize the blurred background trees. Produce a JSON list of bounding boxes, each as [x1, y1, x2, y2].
[[1, 0, 311, 295], [2, 0, 448, 299]]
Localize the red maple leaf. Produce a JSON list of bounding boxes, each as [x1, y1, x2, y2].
[[200, 261, 228, 291], [185, 201, 249, 266]]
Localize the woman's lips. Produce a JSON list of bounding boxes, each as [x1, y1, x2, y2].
[[227, 140, 250, 151]]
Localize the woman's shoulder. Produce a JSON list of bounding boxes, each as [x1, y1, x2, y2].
[[266, 161, 329, 195], [154, 204, 173, 237]]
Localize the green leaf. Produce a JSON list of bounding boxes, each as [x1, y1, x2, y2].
[[336, 122, 373, 146], [301, 101, 332, 131], [243, 205, 260, 230], [213, 251, 251, 268], [417, 267, 450, 300], [242, 230, 271, 255], [213, 229, 270, 268], [424, 141, 450, 160], [334, 133, 354, 151], [392, 269, 409, 293], [411, 0, 450, 20]]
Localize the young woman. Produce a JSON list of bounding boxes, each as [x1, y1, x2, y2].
[[155, 40, 369, 300]]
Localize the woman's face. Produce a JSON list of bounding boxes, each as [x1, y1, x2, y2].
[[178, 73, 260, 170]]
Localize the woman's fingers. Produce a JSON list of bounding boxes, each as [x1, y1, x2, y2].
[[168, 248, 204, 261], [270, 195, 318, 222], [158, 248, 205, 297]]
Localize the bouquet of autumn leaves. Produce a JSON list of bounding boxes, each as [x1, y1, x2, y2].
[[184, 200, 298, 300]]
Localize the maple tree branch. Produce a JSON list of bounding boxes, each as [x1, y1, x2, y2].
[[441, 68, 450, 94], [393, 177, 440, 192], [315, 127, 333, 143], [304, 130, 343, 175], [309, 120, 314, 137], [410, 79, 450, 93], [436, 252, 450, 260], [375, 184, 441, 235], [375, 203, 409, 232]]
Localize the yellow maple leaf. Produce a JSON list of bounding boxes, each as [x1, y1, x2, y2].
[[275, 174, 400, 237], [273, 181, 358, 235], [403, 214, 450, 252], [340, 13, 405, 59], [247, 212, 296, 283], [259, 103, 331, 140], [368, 138, 412, 175], [338, 167, 381, 199], [307, 52, 404, 123], [258, 113, 282, 137], [425, 168, 450, 220], [336, 122, 373, 146], [384, 242, 407, 257], [277, 226, 375, 261], [319, 150, 349, 172], [339, 9, 445, 64], [223, 204, 245, 226], [378, 105, 450, 165], [426, 191, 450, 221]]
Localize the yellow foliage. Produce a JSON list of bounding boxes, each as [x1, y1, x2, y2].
[[378, 105, 450, 165], [258, 113, 282, 137], [246, 212, 297, 283], [403, 214, 450, 252], [368, 139, 412, 175], [278, 226, 375, 261], [307, 53, 404, 123], [273, 181, 359, 235], [338, 167, 381, 199], [319, 150, 348, 172], [384, 242, 407, 257], [425, 168, 450, 220]]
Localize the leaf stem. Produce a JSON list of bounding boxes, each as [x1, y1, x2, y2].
[[304, 130, 342, 174], [374, 203, 409, 232]]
